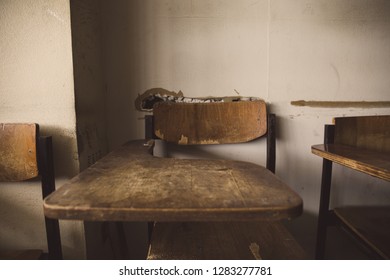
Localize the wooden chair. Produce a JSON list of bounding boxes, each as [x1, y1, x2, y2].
[[145, 100, 307, 259], [0, 123, 62, 260]]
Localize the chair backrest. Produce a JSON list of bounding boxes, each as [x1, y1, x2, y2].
[[0, 123, 62, 259], [145, 99, 276, 172], [333, 115, 390, 153], [0, 123, 39, 181]]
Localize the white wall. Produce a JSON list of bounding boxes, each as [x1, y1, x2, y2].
[[103, 0, 390, 258], [0, 0, 84, 259]]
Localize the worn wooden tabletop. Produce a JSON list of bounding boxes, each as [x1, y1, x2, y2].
[[312, 144, 390, 181], [44, 140, 302, 222]]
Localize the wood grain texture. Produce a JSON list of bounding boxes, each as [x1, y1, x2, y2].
[[153, 100, 267, 144], [312, 144, 390, 181], [334, 207, 390, 259], [44, 140, 302, 221], [147, 221, 307, 260], [334, 115, 390, 153], [0, 123, 39, 181]]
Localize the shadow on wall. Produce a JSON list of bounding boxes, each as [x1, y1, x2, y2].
[[39, 125, 79, 178], [0, 182, 45, 250]]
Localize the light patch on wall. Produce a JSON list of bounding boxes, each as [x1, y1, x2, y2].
[[46, 8, 66, 25], [291, 100, 390, 108]]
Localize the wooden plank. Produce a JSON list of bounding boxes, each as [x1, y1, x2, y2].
[[153, 100, 267, 145], [44, 140, 302, 222], [0, 123, 38, 181], [334, 115, 390, 153], [311, 144, 390, 181], [147, 222, 307, 260], [334, 207, 390, 259]]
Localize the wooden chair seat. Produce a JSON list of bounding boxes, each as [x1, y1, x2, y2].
[[147, 221, 307, 260]]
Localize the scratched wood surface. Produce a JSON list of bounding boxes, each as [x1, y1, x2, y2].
[[147, 221, 307, 260], [44, 140, 302, 221], [334, 115, 390, 153], [312, 144, 390, 181], [153, 100, 267, 145], [334, 207, 390, 259], [0, 123, 39, 181]]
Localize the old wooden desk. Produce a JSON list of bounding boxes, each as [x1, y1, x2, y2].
[[312, 115, 390, 259], [44, 140, 302, 222]]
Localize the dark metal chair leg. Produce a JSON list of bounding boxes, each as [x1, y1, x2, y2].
[[38, 136, 63, 260], [115, 222, 130, 259], [315, 158, 333, 259], [315, 124, 335, 259], [266, 113, 276, 173]]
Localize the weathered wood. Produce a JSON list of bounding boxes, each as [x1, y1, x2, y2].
[[334, 207, 390, 259], [153, 100, 267, 145], [334, 115, 390, 153], [44, 140, 302, 222], [311, 144, 390, 181], [147, 221, 307, 260], [0, 123, 38, 181]]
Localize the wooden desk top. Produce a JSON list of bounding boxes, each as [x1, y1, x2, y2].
[[44, 140, 302, 222], [312, 144, 390, 181]]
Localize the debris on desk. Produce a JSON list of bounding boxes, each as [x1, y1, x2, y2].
[[135, 88, 184, 111], [134, 87, 260, 112]]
